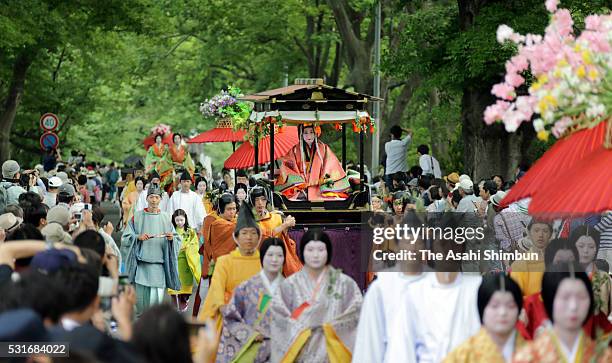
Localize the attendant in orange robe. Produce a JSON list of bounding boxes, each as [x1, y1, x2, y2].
[[167, 133, 195, 187], [276, 124, 351, 201], [250, 186, 302, 276]]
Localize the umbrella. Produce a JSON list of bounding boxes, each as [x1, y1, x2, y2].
[[143, 132, 174, 149], [528, 146, 612, 219], [187, 118, 247, 144], [501, 121, 608, 207], [123, 155, 143, 167], [224, 126, 298, 169]]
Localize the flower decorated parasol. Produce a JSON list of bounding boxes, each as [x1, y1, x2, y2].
[[485, 1, 612, 217], [143, 124, 174, 149], [224, 126, 298, 169]]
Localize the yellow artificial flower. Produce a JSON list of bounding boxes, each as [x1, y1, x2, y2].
[[576, 65, 586, 78], [588, 68, 599, 81], [582, 51, 592, 65], [537, 130, 550, 141], [557, 59, 569, 68], [538, 95, 558, 112]]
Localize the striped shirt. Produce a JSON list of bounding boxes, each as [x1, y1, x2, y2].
[[595, 214, 612, 251]]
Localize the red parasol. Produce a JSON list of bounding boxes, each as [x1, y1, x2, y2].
[[143, 133, 174, 149], [187, 128, 246, 143], [528, 146, 612, 219], [501, 121, 608, 207], [187, 118, 246, 143], [224, 126, 298, 169]]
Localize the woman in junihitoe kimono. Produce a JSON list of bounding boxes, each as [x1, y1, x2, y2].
[[270, 229, 363, 363], [166, 133, 195, 187], [444, 273, 528, 363], [513, 265, 611, 363], [276, 124, 351, 201], [216, 237, 286, 363], [145, 133, 174, 190]]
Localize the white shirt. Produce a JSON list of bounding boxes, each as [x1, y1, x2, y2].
[[386, 273, 482, 363], [385, 135, 412, 175], [43, 191, 58, 208], [501, 331, 517, 362], [167, 189, 206, 230], [353, 272, 425, 363], [136, 189, 168, 213], [558, 331, 582, 363], [419, 154, 442, 178]]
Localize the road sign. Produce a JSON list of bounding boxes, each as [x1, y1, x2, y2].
[[40, 132, 59, 150], [40, 113, 59, 131]]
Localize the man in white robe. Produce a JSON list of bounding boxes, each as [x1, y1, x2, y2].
[[386, 272, 482, 362], [166, 171, 206, 231]]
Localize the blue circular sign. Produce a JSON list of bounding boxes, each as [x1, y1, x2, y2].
[[40, 132, 59, 150]]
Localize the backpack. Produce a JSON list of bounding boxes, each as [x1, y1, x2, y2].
[[0, 184, 15, 214]]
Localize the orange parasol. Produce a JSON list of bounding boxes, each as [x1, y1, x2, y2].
[[501, 121, 608, 207], [224, 126, 298, 169]]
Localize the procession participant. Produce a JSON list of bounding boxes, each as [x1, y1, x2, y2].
[[250, 186, 301, 276], [353, 212, 426, 363], [234, 183, 248, 206], [167, 171, 206, 232], [121, 184, 180, 317], [270, 229, 362, 362], [167, 209, 201, 312], [136, 171, 169, 212], [167, 133, 195, 185], [513, 267, 606, 363], [570, 226, 611, 319], [443, 273, 527, 363], [276, 124, 351, 201], [195, 176, 213, 214], [510, 220, 553, 296], [144, 133, 168, 174], [370, 194, 385, 213], [199, 203, 262, 337], [236, 169, 249, 187], [121, 176, 145, 227], [386, 227, 482, 363], [216, 237, 286, 363]]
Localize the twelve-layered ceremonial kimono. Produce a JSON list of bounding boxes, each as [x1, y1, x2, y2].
[[121, 208, 181, 316], [200, 249, 262, 334], [512, 329, 606, 363], [443, 328, 527, 363], [270, 266, 363, 363], [257, 211, 302, 276], [276, 140, 351, 201], [145, 144, 168, 174], [168, 143, 195, 177], [353, 272, 425, 363], [168, 226, 201, 295], [167, 189, 207, 231], [386, 273, 482, 363], [216, 271, 283, 363]]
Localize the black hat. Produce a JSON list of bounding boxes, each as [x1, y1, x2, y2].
[[149, 170, 160, 181], [180, 171, 192, 181], [147, 184, 162, 197], [234, 202, 260, 237]]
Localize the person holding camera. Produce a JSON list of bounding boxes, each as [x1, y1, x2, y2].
[[0, 160, 40, 213], [384, 125, 412, 187]]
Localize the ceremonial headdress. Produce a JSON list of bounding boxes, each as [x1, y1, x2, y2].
[[234, 201, 260, 238], [180, 171, 192, 181], [147, 184, 162, 197]]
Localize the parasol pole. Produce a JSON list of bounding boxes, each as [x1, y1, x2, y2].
[[359, 127, 365, 191], [342, 124, 347, 171], [269, 119, 275, 210], [254, 133, 259, 174]]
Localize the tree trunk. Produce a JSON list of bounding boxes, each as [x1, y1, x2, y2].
[[458, 0, 533, 181], [0, 50, 34, 163]]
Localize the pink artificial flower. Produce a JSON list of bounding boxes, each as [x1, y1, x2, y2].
[[585, 15, 602, 31], [515, 96, 534, 120], [553, 9, 574, 37], [552, 116, 572, 138], [492, 83, 516, 100], [545, 0, 559, 13], [580, 31, 611, 53], [505, 73, 525, 87], [512, 54, 529, 72], [503, 109, 526, 132], [484, 100, 511, 124]]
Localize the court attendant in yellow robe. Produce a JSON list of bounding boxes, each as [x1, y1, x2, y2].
[[199, 202, 263, 363], [444, 273, 528, 363]]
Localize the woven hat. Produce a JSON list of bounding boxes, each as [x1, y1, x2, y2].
[[46, 205, 71, 226], [0, 213, 23, 233], [2, 160, 20, 179], [48, 176, 63, 188], [490, 191, 508, 207]]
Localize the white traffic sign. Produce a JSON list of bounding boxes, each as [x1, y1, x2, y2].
[[40, 113, 59, 131]]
